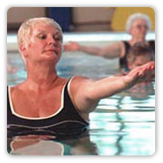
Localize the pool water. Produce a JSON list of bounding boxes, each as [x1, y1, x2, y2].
[[7, 32, 155, 155]]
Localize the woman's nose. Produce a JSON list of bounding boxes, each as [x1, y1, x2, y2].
[[141, 25, 148, 32], [141, 27, 147, 34], [48, 36, 57, 45]]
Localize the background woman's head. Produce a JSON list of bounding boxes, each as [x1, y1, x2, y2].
[[17, 17, 63, 64], [126, 13, 152, 39]]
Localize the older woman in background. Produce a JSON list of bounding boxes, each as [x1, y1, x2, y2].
[[7, 17, 155, 138], [64, 13, 155, 69]]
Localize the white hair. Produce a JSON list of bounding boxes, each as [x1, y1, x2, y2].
[[126, 13, 152, 33], [17, 17, 63, 65]]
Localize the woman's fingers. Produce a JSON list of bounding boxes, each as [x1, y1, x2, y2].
[[63, 41, 80, 51], [126, 61, 155, 85], [137, 62, 155, 81]]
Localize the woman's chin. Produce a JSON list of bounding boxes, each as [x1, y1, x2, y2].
[[42, 53, 58, 60], [43, 51, 58, 56], [41, 55, 60, 64]]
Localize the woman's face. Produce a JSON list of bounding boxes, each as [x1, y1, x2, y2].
[[130, 19, 148, 40], [25, 23, 63, 65]]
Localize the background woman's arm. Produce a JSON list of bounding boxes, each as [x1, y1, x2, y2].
[[64, 41, 124, 58]]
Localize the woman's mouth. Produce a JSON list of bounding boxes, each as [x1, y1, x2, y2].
[[45, 49, 58, 55]]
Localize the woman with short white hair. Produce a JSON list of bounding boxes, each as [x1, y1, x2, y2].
[[64, 13, 155, 69], [7, 17, 155, 138]]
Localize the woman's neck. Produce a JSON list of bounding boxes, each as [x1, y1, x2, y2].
[[25, 62, 59, 90], [130, 37, 146, 45]]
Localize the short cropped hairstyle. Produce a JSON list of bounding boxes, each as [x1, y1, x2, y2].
[[17, 17, 62, 64], [127, 42, 154, 64], [126, 13, 152, 33]]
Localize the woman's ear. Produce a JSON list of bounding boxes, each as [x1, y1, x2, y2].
[[19, 44, 28, 57]]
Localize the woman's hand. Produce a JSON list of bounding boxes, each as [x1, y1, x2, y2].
[[63, 41, 80, 51], [123, 61, 155, 88]]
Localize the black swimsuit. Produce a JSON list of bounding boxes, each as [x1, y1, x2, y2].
[[120, 40, 155, 69], [7, 78, 89, 139]]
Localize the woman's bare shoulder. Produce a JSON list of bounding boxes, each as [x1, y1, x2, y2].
[[70, 76, 93, 85], [9, 83, 25, 96], [69, 76, 94, 96]]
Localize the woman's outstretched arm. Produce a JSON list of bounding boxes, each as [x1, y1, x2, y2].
[[70, 61, 155, 113], [64, 41, 124, 58]]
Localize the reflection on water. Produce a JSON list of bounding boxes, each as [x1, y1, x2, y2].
[[7, 40, 155, 155], [89, 94, 155, 155], [8, 133, 98, 155]]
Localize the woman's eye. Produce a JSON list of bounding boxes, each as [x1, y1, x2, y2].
[[38, 35, 46, 40], [136, 25, 148, 30], [53, 35, 62, 41], [56, 37, 61, 41]]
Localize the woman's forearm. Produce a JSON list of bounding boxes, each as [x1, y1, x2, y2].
[[79, 42, 122, 58], [64, 41, 122, 58], [86, 75, 127, 100], [79, 45, 103, 56]]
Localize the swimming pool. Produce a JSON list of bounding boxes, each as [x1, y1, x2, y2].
[[7, 32, 155, 155]]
